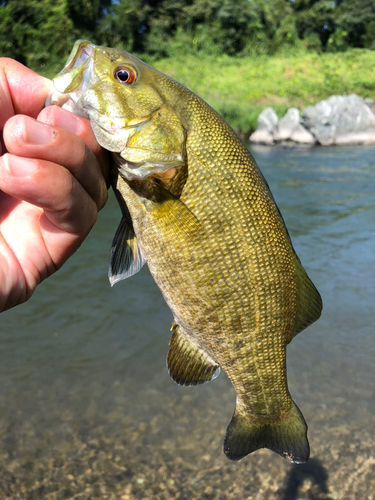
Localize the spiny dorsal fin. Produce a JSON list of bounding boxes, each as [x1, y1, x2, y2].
[[224, 398, 309, 463], [167, 324, 220, 386], [108, 216, 146, 286]]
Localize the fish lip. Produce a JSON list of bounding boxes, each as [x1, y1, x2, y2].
[[86, 107, 150, 135]]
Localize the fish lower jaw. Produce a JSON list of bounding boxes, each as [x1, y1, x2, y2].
[[45, 88, 71, 109], [62, 99, 88, 119], [45, 90, 90, 120]]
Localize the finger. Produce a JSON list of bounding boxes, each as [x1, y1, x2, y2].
[[38, 106, 109, 174], [0, 153, 98, 236], [3, 115, 108, 210], [0, 58, 51, 129], [0, 131, 5, 156]]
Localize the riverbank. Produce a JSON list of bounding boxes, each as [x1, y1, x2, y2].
[[154, 49, 375, 138]]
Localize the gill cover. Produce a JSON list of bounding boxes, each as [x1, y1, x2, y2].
[[45, 40, 186, 180]]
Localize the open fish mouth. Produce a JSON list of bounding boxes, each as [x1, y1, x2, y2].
[[45, 40, 95, 119]]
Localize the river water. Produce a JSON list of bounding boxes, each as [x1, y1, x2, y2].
[[0, 145, 374, 500]]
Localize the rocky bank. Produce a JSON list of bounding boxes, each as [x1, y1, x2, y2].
[[249, 94, 375, 146]]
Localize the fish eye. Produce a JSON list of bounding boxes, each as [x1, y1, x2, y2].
[[114, 66, 137, 84]]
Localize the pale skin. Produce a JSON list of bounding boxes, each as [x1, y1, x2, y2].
[[0, 58, 110, 312]]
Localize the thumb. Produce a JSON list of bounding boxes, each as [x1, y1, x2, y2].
[[0, 58, 51, 129]]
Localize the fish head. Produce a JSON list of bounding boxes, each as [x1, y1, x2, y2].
[[46, 40, 186, 180]]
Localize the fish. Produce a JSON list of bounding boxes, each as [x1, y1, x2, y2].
[[46, 40, 323, 463]]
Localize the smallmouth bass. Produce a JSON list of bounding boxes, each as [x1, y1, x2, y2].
[[46, 41, 322, 463]]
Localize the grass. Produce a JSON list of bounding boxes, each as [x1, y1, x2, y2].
[[153, 49, 375, 137], [42, 49, 375, 138]]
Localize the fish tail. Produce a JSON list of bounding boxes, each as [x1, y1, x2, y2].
[[223, 399, 309, 463]]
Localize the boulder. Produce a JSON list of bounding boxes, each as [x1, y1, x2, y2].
[[274, 108, 316, 144], [274, 108, 299, 141], [301, 94, 375, 145], [364, 98, 375, 114], [249, 107, 278, 145], [290, 124, 316, 144]]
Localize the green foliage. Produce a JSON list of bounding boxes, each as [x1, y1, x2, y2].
[[0, 0, 75, 69], [337, 0, 375, 48], [104, 0, 303, 59], [303, 33, 322, 53], [154, 50, 375, 134], [326, 29, 349, 53], [1, 0, 375, 72], [0, 0, 110, 71], [291, 0, 336, 48], [97, 0, 144, 52]]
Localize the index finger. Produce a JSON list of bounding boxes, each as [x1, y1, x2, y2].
[[0, 58, 51, 130]]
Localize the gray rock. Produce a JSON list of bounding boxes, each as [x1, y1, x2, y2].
[[301, 94, 375, 145], [249, 107, 278, 145], [249, 128, 274, 145], [290, 124, 316, 144], [274, 108, 300, 141], [364, 98, 375, 114], [273, 108, 316, 144], [334, 131, 375, 145]]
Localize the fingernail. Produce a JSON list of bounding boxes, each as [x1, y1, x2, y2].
[[24, 119, 54, 145], [50, 107, 83, 135], [5, 155, 38, 177]]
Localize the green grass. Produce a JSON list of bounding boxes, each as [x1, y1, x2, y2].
[[152, 49, 375, 137], [43, 49, 375, 137]]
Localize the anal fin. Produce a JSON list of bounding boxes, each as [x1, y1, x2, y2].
[[167, 324, 220, 386], [292, 264, 323, 340], [108, 216, 146, 286]]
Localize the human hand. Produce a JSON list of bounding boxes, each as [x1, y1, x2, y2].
[[0, 58, 110, 312]]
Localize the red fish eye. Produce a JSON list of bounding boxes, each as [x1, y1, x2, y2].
[[114, 66, 137, 84]]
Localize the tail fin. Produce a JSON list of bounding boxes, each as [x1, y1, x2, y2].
[[223, 400, 309, 463]]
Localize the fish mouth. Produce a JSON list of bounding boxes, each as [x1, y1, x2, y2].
[[45, 90, 89, 118], [64, 40, 94, 72], [45, 41, 95, 117]]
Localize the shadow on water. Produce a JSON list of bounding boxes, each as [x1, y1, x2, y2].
[[281, 459, 333, 500]]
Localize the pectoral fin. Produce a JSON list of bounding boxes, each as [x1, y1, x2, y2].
[[108, 216, 146, 286], [167, 324, 220, 386], [145, 183, 203, 243]]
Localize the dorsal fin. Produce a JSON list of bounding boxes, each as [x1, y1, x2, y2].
[[167, 324, 220, 386], [108, 216, 146, 286]]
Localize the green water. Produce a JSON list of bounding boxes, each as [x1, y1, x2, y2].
[[0, 145, 374, 499]]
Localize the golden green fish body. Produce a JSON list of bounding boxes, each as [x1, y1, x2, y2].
[[46, 41, 322, 463]]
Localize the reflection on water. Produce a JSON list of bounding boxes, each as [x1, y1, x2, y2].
[[1, 145, 375, 499]]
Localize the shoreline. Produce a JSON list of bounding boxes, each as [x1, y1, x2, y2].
[[249, 95, 375, 147]]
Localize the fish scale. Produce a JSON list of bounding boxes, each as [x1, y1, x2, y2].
[[46, 40, 322, 463]]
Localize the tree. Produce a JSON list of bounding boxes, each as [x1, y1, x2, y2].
[[0, 0, 112, 71], [290, 0, 337, 49], [337, 0, 375, 49]]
